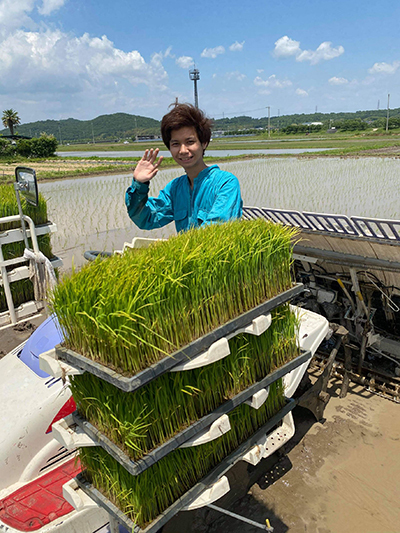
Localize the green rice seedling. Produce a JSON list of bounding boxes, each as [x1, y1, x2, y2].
[[70, 305, 298, 461], [51, 219, 298, 374], [0, 183, 55, 311], [0, 184, 49, 229], [79, 380, 286, 528]]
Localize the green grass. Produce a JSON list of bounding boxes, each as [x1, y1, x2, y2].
[[70, 304, 298, 461], [308, 141, 400, 156], [51, 219, 298, 375], [80, 379, 286, 528], [57, 131, 400, 153], [0, 184, 54, 311]]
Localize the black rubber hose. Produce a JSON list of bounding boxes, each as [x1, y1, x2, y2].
[[84, 250, 113, 262]]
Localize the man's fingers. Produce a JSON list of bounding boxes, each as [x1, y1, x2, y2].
[[149, 148, 159, 164], [154, 155, 164, 168]]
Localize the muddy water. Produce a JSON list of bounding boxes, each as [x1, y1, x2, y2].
[[39, 157, 400, 272]]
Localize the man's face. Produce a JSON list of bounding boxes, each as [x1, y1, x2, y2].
[[169, 126, 207, 172]]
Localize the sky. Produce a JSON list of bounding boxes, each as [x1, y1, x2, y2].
[[0, 0, 400, 123]]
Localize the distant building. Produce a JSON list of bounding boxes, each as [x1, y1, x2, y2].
[[137, 135, 155, 141]]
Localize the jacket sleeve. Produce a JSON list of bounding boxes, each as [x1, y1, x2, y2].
[[125, 179, 175, 230], [204, 174, 243, 225]]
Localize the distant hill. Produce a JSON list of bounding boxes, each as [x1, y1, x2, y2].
[[0, 113, 161, 143], [2, 108, 400, 142]]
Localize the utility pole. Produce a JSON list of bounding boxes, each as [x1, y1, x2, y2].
[[189, 68, 200, 108], [277, 109, 280, 132], [91, 123, 95, 144], [377, 99, 380, 110], [386, 94, 390, 132], [58, 125, 62, 145], [267, 106, 271, 138]]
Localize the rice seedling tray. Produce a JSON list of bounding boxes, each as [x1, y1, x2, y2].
[[70, 349, 310, 475], [75, 399, 296, 533], [55, 283, 303, 392]]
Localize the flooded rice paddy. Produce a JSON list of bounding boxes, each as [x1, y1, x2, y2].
[[57, 147, 333, 158], [39, 157, 400, 271]]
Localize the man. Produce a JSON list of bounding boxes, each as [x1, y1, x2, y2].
[[125, 103, 242, 232]]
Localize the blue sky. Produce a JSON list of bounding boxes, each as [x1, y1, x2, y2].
[[0, 0, 399, 123]]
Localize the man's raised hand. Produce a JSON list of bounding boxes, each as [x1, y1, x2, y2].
[[133, 148, 164, 183]]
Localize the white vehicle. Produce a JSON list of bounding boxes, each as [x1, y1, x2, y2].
[[3, 168, 399, 531], [0, 168, 116, 532], [0, 316, 114, 533]]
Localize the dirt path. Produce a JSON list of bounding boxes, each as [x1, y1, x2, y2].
[[0, 314, 46, 356], [204, 380, 400, 533]]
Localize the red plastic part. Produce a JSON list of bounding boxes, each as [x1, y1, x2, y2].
[[0, 457, 81, 531], [46, 397, 77, 434]]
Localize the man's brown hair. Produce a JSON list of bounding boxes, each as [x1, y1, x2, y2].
[[161, 103, 213, 148]]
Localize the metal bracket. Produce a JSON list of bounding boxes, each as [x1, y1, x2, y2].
[[298, 326, 347, 420]]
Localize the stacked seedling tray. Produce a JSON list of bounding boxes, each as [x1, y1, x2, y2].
[[0, 182, 60, 320], [45, 219, 306, 531]]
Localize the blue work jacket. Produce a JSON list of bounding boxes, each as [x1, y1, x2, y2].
[[125, 165, 243, 233]]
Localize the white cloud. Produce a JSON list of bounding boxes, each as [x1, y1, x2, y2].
[[164, 46, 174, 59], [273, 35, 344, 65], [229, 41, 244, 52], [0, 29, 168, 95], [38, 0, 65, 15], [369, 61, 400, 74], [254, 74, 292, 88], [226, 71, 246, 81], [273, 36, 301, 58], [257, 69, 264, 74], [176, 56, 194, 69], [329, 76, 349, 85], [296, 88, 308, 97], [297, 42, 344, 65], [0, 0, 36, 34], [201, 45, 225, 59]]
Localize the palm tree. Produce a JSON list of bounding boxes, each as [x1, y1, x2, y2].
[[2, 109, 21, 136]]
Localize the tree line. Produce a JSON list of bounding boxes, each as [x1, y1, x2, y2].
[[3, 107, 400, 148], [1, 109, 58, 158]]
